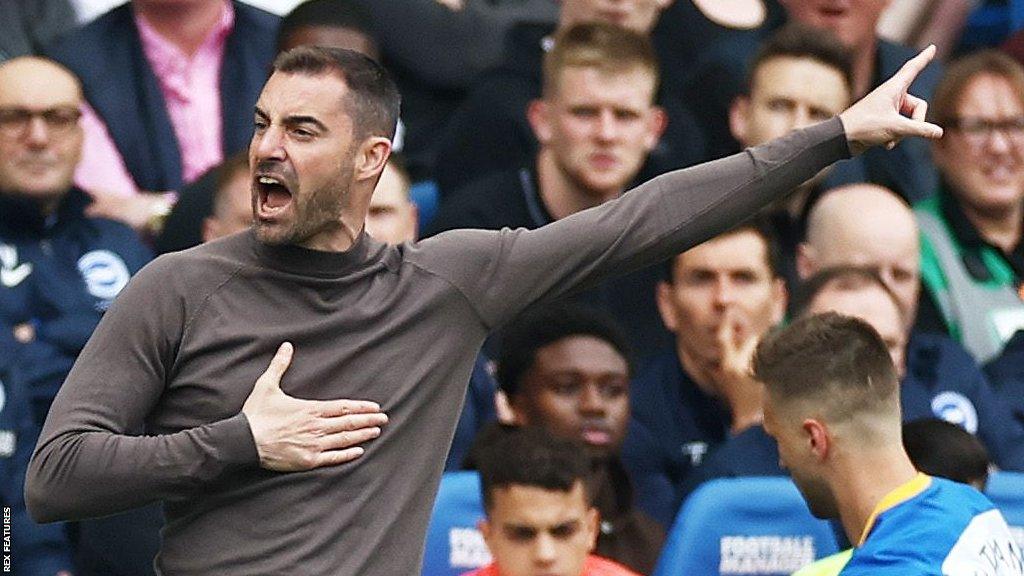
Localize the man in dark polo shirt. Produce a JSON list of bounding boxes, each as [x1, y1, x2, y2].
[[26, 45, 942, 575]]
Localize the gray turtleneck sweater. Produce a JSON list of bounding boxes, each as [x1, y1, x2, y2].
[[27, 118, 848, 575]]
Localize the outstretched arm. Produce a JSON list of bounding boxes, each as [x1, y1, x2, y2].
[[412, 48, 942, 329]]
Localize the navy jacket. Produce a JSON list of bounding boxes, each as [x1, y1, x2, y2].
[[621, 349, 731, 526], [1, 189, 151, 414], [985, 330, 1024, 432], [45, 2, 279, 191], [1, 189, 150, 574]]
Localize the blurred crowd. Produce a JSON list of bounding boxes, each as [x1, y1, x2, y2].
[[1, 0, 1023, 574]]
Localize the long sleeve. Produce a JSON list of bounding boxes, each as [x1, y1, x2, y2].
[[25, 255, 258, 523], [411, 118, 850, 329]]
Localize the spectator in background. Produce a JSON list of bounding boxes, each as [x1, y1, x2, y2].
[[727, 23, 853, 285], [428, 23, 672, 356], [465, 426, 640, 576], [756, 313, 1021, 575], [0, 56, 151, 576], [781, 0, 943, 202], [919, 50, 1024, 363], [621, 218, 786, 526], [45, 0, 279, 233], [497, 304, 664, 574], [0, 0, 76, 63], [984, 330, 1024, 437], [435, 0, 706, 199]]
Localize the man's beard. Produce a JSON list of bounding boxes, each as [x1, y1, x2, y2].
[[255, 169, 351, 248]]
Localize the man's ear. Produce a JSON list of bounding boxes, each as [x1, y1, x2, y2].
[[655, 279, 680, 333], [771, 278, 787, 326], [803, 418, 831, 462], [585, 507, 600, 551], [527, 99, 553, 144], [355, 137, 392, 183], [796, 243, 816, 281], [729, 96, 751, 145], [478, 517, 493, 549], [644, 106, 668, 151]]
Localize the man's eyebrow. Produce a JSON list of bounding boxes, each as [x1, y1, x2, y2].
[[284, 115, 328, 131]]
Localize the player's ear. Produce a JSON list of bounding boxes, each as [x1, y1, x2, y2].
[[803, 419, 830, 461]]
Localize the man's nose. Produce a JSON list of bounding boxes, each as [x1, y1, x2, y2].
[[23, 116, 51, 147], [579, 383, 606, 414], [252, 126, 287, 162]]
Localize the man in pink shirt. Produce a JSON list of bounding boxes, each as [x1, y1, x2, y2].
[[464, 426, 641, 576], [46, 0, 279, 233]]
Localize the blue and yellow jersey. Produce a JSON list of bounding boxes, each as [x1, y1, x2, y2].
[[839, 474, 1023, 575]]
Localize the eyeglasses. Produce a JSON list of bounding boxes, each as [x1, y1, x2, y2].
[[0, 106, 82, 140], [944, 116, 1024, 146]]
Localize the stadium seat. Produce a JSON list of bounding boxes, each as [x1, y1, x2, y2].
[[986, 471, 1024, 548], [422, 471, 491, 576], [653, 477, 841, 576]]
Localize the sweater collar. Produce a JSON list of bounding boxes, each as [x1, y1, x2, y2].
[[249, 228, 387, 278], [0, 187, 90, 237]]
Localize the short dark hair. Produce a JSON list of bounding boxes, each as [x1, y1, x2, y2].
[[754, 312, 899, 423], [277, 0, 377, 54], [662, 215, 782, 283], [902, 418, 990, 488], [272, 46, 400, 140], [474, 424, 592, 512], [543, 22, 659, 98], [496, 303, 632, 397], [745, 23, 853, 96], [794, 266, 905, 322]]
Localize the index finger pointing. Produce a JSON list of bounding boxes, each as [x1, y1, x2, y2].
[[891, 45, 936, 91]]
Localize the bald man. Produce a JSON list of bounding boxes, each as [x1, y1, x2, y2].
[[799, 183, 921, 326], [0, 57, 151, 575]]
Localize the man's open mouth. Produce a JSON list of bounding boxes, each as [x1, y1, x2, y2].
[[255, 174, 293, 218]]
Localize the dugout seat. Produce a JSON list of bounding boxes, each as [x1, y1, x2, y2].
[[422, 471, 491, 576], [653, 477, 841, 576]]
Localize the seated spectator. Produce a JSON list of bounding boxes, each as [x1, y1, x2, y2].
[[465, 425, 640, 576], [918, 50, 1024, 363], [728, 23, 853, 285], [497, 304, 663, 574], [428, 23, 672, 355], [781, 0, 943, 202], [435, 0, 705, 198], [365, 157, 418, 244], [45, 0, 279, 232], [0, 56, 151, 576], [621, 218, 786, 526]]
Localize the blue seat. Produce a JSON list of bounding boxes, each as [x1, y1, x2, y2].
[[422, 471, 492, 576], [654, 477, 840, 576], [986, 471, 1024, 547]]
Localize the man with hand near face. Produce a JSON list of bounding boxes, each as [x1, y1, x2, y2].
[[621, 219, 786, 526]]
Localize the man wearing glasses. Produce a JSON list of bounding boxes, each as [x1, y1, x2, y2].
[[0, 56, 151, 575], [917, 50, 1024, 363]]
